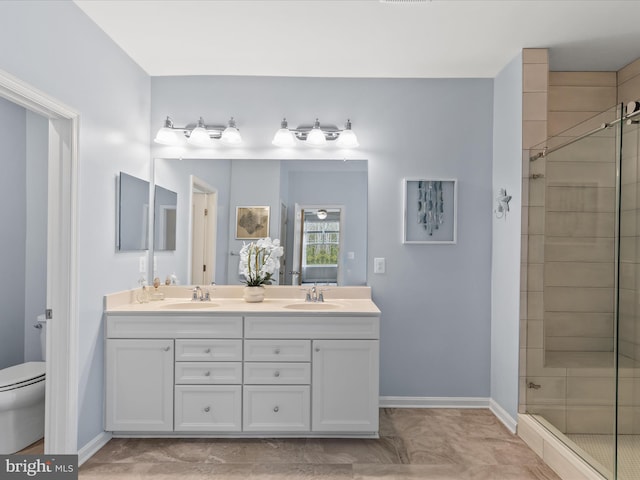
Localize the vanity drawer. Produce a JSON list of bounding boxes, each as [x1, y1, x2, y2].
[[175, 385, 242, 432], [244, 316, 379, 339], [175, 362, 242, 385], [244, 340, 311, 362], [243, 386, 310, 432], [244, 362, 310, 385], [175, 339, 242, 361], [106, 315, 243, 339]]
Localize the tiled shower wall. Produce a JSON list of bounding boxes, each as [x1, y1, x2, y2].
[[544, 72, 617, 355], [520, 51, 640, 435]]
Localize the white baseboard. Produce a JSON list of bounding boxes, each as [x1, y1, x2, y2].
[[489, 398, 517, 433], [379, 396, 490, 408], [77, 431, 112, 466]]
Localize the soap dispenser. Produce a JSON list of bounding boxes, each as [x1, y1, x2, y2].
[[136, 277, 150, 304], [150, 277, 165, 301]]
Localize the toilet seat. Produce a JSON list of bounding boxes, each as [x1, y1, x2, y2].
[[0, 362, 45, 392]]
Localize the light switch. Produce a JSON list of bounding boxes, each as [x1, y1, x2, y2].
[[347, 251, 355, 260], [374, 257, 386, 274]]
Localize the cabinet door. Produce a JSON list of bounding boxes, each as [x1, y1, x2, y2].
[[105, 339, 174, 431], [312, 340, 379, 433]]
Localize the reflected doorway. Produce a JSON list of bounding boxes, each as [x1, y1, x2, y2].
[[190, 176, 217, 285], [292, 205, 344, 286]]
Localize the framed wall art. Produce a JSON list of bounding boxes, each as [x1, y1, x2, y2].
[[403, 178, 457, 244], [235, 206, 270, 239]]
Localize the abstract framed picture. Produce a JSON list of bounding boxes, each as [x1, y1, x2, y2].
[[403, 178, 457, 244], [235, 206, 270, 239]]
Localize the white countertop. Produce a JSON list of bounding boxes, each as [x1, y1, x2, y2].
[[105, 285, 381, 316]]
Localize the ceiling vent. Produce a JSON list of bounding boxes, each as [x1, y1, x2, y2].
[[379, 0, 431, 3]]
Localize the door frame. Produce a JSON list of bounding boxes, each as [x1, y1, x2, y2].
[[0, 69, 79, 454]]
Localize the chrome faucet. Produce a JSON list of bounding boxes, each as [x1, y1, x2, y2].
[[192, 286, 202, 301], [305, 283, 325, 302]]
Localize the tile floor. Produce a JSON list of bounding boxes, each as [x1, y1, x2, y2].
[[79, 409, 560, 479]]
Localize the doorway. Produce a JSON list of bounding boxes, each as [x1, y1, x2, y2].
[[0, 69, 79, 454], [292, 204, 344, 286], [189, 176, 217, 285]]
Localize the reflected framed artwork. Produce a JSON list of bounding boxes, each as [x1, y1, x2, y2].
[[235, 206, 270, 239], [403, 178, 457, 244]]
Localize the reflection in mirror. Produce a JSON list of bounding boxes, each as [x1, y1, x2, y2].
[[190, 177, 217, 285], [151, 159, 367, 286], [117, 172, 149, 251], [154, 185, 177, 251], [292, 207, 342, 286]]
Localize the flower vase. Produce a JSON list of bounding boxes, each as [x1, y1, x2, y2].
[[243, 286, 265, 303]]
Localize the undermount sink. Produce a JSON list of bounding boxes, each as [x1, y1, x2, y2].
[[283, 302, 340, 311], [161, 302, 219, 310]]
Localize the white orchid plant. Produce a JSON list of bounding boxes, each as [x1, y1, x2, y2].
[[239, 237, 284, 287]]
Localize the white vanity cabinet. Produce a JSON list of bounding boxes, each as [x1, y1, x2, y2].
[[105, 338, 174, 432], [105, 311, 379, 437], [312, 339, 379, 432]]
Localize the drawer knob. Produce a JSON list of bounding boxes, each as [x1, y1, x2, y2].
[[163, 346, 171, 352], [205, 348, 211, 353], [204, 371, 211, 376], [204, 406, 210, 413], [274, 348, 281, 355], [274, 371, 280, 377], [273, 406, 279, 413]]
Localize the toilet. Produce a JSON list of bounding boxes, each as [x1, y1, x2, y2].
[[0, 317, 47, 454]]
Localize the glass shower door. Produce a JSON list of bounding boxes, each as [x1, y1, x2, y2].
[[525, 106, 620, 479], [617, 110, 640, 480]]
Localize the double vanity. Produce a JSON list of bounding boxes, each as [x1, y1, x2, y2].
[[104, 286, 380, 438]]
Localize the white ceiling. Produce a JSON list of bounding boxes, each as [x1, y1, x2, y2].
[[73, 0, 640, 78]]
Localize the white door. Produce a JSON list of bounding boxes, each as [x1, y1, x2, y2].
[[190, 179, 217, 285], [105, 339, 174, 432], [311, 340, 379, 433]]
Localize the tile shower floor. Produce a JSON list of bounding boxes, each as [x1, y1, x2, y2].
[[567, 434, 640, 480], [80, 409, 560, 479]]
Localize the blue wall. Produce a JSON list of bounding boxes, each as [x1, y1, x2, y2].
[[0, 97, 26, 370], [0, 1, 151, 448], [151, 75, 495, 399], [491, 53, 523, 425]]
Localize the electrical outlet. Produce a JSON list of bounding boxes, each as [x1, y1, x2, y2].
[[139, 256, 147, 273], [374, 257, 386, 274]]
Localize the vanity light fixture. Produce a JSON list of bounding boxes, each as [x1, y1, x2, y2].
[[316, 209, 328, 220], [272, 118, 359, 148], [272, 118, 296, 147], [154, 115, 243, 147]]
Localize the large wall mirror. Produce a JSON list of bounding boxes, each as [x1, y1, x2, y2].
[[116, 171, 149, 251], [151, 158, 368, 286]]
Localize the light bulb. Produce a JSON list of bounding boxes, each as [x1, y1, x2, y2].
[[154, 127, 181, 145], [272, 118, 296, 147], [187, 117, 213, 147], [221, 117, 242, 145], [154, 116, 183, 145], [306, 118, 326, 146], [336, 119, 359, 148]]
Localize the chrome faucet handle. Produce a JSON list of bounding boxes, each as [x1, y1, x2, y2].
[[203, 289, 211, 301], [318, 291, 324, 302], [305, 291, 312, 302], [192, 286, 202, 301]]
